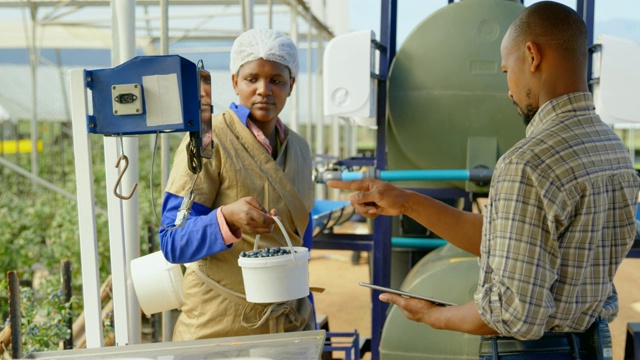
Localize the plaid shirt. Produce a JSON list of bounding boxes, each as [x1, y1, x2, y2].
[[475, 92, 640, 340]]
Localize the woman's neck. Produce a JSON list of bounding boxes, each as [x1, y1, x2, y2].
[[250, 117, 276, 138]]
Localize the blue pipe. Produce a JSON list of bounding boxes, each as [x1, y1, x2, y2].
[[330, 168, 493, 183], [391, 237, 447, 249], [341, 169, 469, 181], [341, 172, 367, 181], [381, 169, 470, 181]]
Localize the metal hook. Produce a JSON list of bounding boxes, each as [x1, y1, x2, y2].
[[113, 154, 138, 200]]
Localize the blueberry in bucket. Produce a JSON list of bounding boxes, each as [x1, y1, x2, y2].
[[240, 247, 294, 258]]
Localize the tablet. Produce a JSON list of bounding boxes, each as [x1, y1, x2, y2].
[[359, 282, 457, 307]]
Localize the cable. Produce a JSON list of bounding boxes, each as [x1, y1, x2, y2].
[[150, 59, 208, 230], [150, 132, 199, 231]]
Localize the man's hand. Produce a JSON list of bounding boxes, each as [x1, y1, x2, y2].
[[379, 294, 498, 335], [379, 293, 443, 327], [326, 178, 408, 218]]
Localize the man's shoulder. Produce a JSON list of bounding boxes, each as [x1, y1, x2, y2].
[[499, 113, 634, 186]]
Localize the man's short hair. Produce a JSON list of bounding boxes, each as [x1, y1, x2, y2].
[[508, 1, 588, 64]]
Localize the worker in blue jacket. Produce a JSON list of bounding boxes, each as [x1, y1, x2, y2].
[[159, 28, 315, 340]]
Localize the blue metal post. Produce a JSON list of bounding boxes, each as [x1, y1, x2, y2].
[[576, 0, 595, 88], [371, 1, 396, 359]]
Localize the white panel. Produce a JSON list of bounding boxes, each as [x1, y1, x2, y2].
[[593, 35, 640, 124], [143, 74, 183, 127], [323, 30, 377, 119]]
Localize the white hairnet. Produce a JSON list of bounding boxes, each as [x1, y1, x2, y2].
[[230, 28, 299, 78]]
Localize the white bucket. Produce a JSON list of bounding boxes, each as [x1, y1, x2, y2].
[[130, 251, 184, 315], [238, 217, 310, 303]]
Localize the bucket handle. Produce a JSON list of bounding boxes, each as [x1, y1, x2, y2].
[[254, 216, 296, 262]]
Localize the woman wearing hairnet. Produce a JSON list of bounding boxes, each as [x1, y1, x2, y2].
[[158, 28, 315, 340]]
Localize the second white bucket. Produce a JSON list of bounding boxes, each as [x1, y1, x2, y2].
[[238, 217, 310, 303], [130, 251, 184, 315]]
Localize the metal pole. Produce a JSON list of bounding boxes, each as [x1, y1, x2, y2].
[[242, 0, 254, 31], [267, 0, 273, 29], [158, 0, 175, 343], [147, 226, 162, 343], [109, 0, 140, 345], [329, 116, 340, 200], [55, 49, 70, 185], [349, 120, 357, 157], [314, 31, 325, 200], [306, 14, 313, 142], [61, 260, 74, 350], [29, 8, 38, 187], [160, 0, 171, 201], [290, 0, 334, 38], [289, 3, 299, 132], [371, 1, 397, 358], [8, 270, 22, 359], [576, 0, 595, 89], [69, 68, 104, 348]]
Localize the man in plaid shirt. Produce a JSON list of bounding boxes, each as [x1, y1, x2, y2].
[[329, 2, 640, 359]]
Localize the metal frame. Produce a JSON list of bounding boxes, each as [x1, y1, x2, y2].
[[324, 331, 361, 360]]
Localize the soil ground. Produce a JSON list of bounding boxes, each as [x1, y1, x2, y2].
[[309, 225, 640, 360]]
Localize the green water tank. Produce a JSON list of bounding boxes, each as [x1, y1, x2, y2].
[[380, 0, 525, 358], [380, 244, 480, 359], [386, 0, 525, 191]]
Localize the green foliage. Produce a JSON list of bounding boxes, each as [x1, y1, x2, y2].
[[18, 280, 80, 356], [0, 193, 84, 283], [0, 121, 183, 353]]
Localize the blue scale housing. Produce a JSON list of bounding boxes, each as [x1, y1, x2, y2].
[[84, 55, 201, 136]]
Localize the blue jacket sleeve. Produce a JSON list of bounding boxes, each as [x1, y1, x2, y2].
[[158, 192, 231, 264]]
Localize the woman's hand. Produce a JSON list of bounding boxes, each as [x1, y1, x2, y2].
[[221, 196, 276, 234]]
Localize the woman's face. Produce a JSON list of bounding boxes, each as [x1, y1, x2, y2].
[[200, 70, 212, 130], [232, 58, 295, 125], [199, 70, 214, 151]]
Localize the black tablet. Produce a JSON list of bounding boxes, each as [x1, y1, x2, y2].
[[359, 282, 457, 307]]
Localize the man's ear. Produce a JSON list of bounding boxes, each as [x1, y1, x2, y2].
[[526, 41, 542, 72], [288, 77, 296, 97]]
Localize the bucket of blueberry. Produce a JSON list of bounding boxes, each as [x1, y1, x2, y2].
[[238, 217, 310, 303]]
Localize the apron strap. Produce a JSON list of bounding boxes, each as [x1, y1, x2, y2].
[[241, 302, 302, 333]]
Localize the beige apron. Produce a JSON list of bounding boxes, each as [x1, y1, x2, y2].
[[166, 110, 315, 340]]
